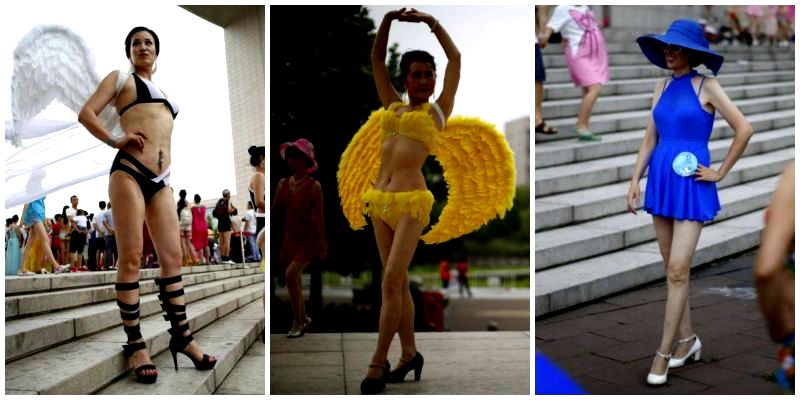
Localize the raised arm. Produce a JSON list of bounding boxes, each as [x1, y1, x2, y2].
[[78, 70, 144, 150], [372, 9, 405, 108]]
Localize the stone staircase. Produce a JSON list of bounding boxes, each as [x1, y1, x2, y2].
[[5, 263, 265, 395], [535, 42, 795, 317]]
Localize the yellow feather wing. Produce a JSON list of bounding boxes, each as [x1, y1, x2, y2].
[[422, 116, 516, 244], [337, 109, 383, 230]]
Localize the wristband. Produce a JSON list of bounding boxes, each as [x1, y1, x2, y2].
[[105, 136, 117, 149]]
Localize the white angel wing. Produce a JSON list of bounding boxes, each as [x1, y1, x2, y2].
[[8, 24, 121, 146]]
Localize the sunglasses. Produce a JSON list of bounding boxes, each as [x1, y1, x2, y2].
[[663, 44, 684, 53]]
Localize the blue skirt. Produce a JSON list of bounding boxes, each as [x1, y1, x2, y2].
[[6, 235, 21, 275], [644, 139, 720, 222]]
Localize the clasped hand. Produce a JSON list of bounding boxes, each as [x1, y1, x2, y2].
[[388, 8, 434, 25]]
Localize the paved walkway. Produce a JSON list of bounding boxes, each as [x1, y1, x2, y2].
[[536, 249, 788, 395], [215, 338, 265, 395], [270, 331, 530, 395]]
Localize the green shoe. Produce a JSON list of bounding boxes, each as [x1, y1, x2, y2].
[[576, 128, 602, 141]]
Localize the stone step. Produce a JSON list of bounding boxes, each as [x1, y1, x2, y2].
[[4, 283, 264, 395], [540, 41, 794, 56], [6, 266, 262, 320], [543, 69, 795, 100], [535, 128, 794, 197], [98, 301, 264, 395], [535, 175, 780, 271], [541, 50, 794, 69], [535, 209, 766, 316], [542, 60, 794, 85], [535, 108, 794, 168], [213, 340, 265, 395], [6, 272, 264, 362], [535, 144, 795, 232], [5, 262, 258, 295], [542, 79, 794, 121]]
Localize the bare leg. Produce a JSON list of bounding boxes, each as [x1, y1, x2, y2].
[[109, 171, 156, 376], [19, 228, 33, 274], [650, 219, 703, 375], [285, 260, 311, 331], [367, 216, 423, 379], [576, 83, 602, 131], [145, 187, 216, 363], [31, 223, 59, 270], [535, 80, 544, 125]]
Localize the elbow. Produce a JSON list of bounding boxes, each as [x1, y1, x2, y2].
[[450, 50, 462, 64], [77, 108, 91, 126]]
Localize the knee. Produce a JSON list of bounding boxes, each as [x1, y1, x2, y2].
[[382, 271, 406, 298], [285, 265, 300, 282], [589, 84, 602, 95], [666, 262, 689, 285]]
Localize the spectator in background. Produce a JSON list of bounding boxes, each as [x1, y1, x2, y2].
[[94, 202, 108, 270], [540, 5, 609, 141], [191, 194, 210, 265], [746, 5, 764, 45], [439, 259, 451, 289], [248, 145, 266, 270], [20, 197, 65, 274], [243, 201, 261, 262], [777, 5, 794, 47], [754, 161, 794, 392], [535, 5, 558, 135], [50, 214, 63, 266], [178, 190, 196, 266], [6, 217, 23, 275], [456, 257, 472, 298], [103, 202, 117, 269], [70, 209, 89, 271], [214, 189, 235, 264]]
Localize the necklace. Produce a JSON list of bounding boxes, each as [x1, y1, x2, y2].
[[290, 174, 309, 190]]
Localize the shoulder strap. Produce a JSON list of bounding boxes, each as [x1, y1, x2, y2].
[[661, 78, 670, 96], [430, 101, 446, 128], [697, 76, 707, 97]]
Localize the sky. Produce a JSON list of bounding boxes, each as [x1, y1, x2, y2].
[[1, 4, 235, 219], [366, 5, 532, 131]]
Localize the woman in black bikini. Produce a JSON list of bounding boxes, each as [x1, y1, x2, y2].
[[78, 26, 216, 384]]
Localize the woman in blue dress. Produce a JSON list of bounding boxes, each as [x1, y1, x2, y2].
[[627, 20, 753, 385], [6, 217, 23, 275]]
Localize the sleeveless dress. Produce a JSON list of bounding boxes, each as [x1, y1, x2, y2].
[[277, 177, 325, 265], [644, 70, 721, 221], [191, 206, 209, 251], [6, 227, 21, 275]]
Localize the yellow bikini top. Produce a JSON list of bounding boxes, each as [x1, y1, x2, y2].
[[380, 102, 445, 150]]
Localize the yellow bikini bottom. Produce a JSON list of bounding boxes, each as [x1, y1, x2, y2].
[[361, 189, 434, 230]]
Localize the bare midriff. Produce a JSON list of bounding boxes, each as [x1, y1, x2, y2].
[[374, 135, 429, 192], [117, 103, 173, 175]]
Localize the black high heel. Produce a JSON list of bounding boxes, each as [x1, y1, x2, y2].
[[360, 360, 390, 395], [155, 275, 217, 371], [116, 281, 158, 384], [387, 352, 424, 383]]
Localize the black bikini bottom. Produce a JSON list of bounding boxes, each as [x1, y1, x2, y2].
[[109, 151, 171, 200]]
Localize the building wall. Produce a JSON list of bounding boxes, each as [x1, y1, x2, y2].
[[504, 116, 530, 186], [225, 5, 265, 210]]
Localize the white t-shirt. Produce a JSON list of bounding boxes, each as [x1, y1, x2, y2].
[[94, 210, 107, 236], [66, 207, 78, 226], [243, 209, 257, 234], [75, 215, 88, 231], [547, 5, 591, 56]]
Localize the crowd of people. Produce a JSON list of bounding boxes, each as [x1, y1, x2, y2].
[[5, 187, 263, 276]]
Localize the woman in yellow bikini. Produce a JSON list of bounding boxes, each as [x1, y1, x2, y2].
[[338, 8, 516, 394]]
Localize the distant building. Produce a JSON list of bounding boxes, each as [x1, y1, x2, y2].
[[505, 116, 530, 186], [181, 5, 265, 212]]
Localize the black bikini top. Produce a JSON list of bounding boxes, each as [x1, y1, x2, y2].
[[118, 73, 179, 119]]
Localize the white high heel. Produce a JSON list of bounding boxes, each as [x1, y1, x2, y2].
[[669, 334, 702, 368], [646, 350, 671, 386]]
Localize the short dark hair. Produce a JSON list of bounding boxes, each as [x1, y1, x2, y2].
[[99, 201, 106, 209], [54, 214, 61, 222], [399, 50, 436, 82], [70, 195, 77, 201], [194, 194, 201, 203], [6, 218, 11, 226], [11, 215, 19, 223], [125, 26, 160, 59], [249, 146, 265, 167]]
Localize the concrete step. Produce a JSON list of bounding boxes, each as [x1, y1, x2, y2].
[[535, 128, 794, 197], [540, 41, 794, 56], [542, 60, 794, 85], [213, 340, 265, 395], [535, 209, 766, 316], [6, 270, 264, 362], [542, 80, 794, 119], [541, 50, 794, 69], [535, 146, 794, 231], [535, 109, 794, 168], [6, 266, 262, 320], [543, 70, 795, 100], [535, 175, 780, 271], [98, 301, 264, 395], [5, 262, 257, 295], [5, 283, 264, 395], [535, 93, 794, 143]]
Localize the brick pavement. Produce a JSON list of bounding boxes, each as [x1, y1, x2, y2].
[[536, 249, 789, 395]]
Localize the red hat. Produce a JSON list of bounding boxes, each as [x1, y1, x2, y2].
[[279, 138, 318, 173]]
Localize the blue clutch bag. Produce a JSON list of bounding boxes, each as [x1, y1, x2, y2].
[[672, 152, 698, 177]]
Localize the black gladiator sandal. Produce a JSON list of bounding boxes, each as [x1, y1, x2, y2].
[[154, 275, 217, 371], [116, 281, 158, 384]]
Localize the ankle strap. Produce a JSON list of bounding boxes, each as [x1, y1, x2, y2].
[[677, 334, 697, 344], [122, 341, 147, 357], [369, 363, 385, 369], [115, 281, 139, 291], [656, 350, 672, 360]]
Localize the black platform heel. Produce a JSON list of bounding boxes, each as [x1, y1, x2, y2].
[[155, 275, 217, 371], [387, 352, 424, 383], [116, 281, 158, 384], [360, 360, 390, 395]]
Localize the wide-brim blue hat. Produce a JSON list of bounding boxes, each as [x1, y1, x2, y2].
[[636, 19, 724, 76]]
